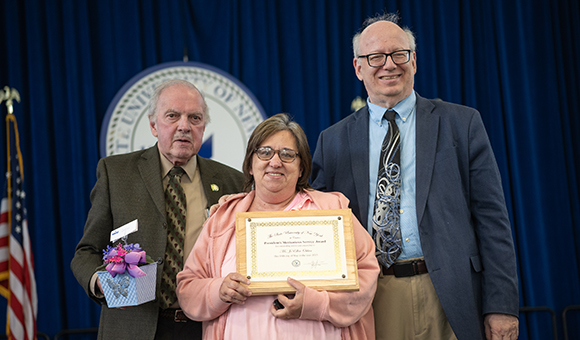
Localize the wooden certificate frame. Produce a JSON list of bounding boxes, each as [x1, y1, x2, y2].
[[235, 208, 359, 295]]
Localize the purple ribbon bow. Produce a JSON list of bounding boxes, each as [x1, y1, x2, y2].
[[105, 250, 148, 278]]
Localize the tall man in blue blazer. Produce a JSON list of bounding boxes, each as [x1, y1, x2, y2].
[[71, 79, 244, 340], [311, 14, 519, 340]]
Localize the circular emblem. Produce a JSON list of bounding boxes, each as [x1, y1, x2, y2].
[[292, 260, 301, 267], [100, 61, 266, 171]]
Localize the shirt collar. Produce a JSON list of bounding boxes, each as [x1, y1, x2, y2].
[[367, 91, 417, 125], [158, 149, 197, 181]]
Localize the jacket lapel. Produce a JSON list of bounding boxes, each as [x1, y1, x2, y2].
[[348, 106, 370, 227], [198, 156, 221, 207], [137, 145, 166, 218], [415, 95, 438, 226]]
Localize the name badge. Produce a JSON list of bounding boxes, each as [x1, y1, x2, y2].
[[110, 219, 139, 243]]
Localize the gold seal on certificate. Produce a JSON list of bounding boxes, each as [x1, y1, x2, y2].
[[235, 209, 359, 295]]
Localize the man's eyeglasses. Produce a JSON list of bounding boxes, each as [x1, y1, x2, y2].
[[357, 50, 411, 67], [254, 147, 298, 163]]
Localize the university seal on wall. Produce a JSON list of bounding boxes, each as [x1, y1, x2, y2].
[[100, 61, 266, 171]]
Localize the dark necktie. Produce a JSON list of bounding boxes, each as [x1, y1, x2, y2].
[[160, 166, 187, 308], [372, 110, 402, 269]]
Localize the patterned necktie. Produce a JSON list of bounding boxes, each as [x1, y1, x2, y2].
[[160, 166, 187, 308], [372, 110, 402, 269]]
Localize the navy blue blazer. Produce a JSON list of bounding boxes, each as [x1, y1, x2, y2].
[[311, 93, 518, 339]]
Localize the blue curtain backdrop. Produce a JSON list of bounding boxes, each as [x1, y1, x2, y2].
[[0, 0, 579, 339]]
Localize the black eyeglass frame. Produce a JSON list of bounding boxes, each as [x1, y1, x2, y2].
[[357, 49, 412, 67], [254, 146, 299, 163]]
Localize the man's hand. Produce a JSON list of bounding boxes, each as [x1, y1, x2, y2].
[[270, 277, 305, 320], [485, 313, 519, 340], [96, 276, 103, 295], [208, 194, 235, 216], [219, 272, 252, 304]]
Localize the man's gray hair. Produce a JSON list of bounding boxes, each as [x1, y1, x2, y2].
[[146, 79, 210, 124], [352, 13, 416, 58]]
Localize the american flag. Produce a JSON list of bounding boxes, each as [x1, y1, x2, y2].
[[0, 114, 37, 340]]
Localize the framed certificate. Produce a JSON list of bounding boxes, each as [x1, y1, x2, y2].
[[235, 209, 359, 295]]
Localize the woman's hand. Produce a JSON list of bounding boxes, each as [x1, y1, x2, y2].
[[270, 277, 305, 319], [219, 272, 252, 305]]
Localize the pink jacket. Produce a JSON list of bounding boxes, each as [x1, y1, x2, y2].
[[176, 189, 379, 340]]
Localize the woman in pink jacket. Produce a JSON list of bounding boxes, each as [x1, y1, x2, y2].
[[176, 113, 379, 340]]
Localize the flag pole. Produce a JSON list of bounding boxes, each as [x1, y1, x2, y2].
[[1, 87, 23, 179], [1, 86, 22, 338], [0, 86, 21, 300], [0, 86, 21, 115]]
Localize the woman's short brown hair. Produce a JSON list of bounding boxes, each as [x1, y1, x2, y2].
[[242, 113, 312, 192]]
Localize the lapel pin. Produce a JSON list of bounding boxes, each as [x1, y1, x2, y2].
[[210, 184, 219, 192]]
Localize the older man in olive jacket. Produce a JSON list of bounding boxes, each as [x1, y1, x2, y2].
[[71, 79, 244, 340]]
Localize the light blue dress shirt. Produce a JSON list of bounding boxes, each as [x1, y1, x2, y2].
[[367, 91, 423, 260]]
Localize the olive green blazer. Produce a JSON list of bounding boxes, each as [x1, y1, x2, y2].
[[71, 145, 244, 340]]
